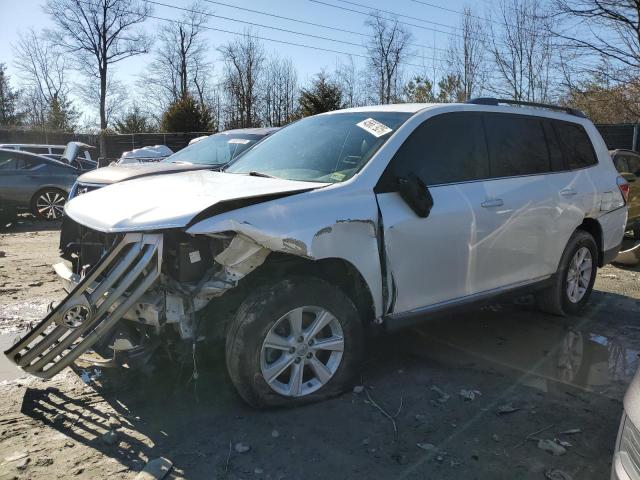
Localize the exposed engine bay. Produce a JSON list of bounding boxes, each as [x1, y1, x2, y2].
[[8, 220, 272, 377]]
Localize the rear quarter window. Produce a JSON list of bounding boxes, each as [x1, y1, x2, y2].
[[553, 121, 597, 169], [484, 114, 551, 177]]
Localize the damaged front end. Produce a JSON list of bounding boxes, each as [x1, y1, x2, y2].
[[6, 227, 271, 378]]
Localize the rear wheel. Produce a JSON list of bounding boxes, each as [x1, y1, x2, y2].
[[536, 230, 598, 316], [31, 188, 66, 220], [225, 276, 364, 408]]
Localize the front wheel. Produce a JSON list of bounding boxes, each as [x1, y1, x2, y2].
[[536, 230, 598, 316], [225, 276, 364, 408], [31, 188, 67, 220]]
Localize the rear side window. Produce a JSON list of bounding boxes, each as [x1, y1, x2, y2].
[[23, 146, 49, 155], [484, 114, 550, 177], [554, 121, 597, 169], [389, 112, 490, 186]]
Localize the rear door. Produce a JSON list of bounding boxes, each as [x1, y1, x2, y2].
[[0, 152, 44, 208], [478, 113, 562, 287]]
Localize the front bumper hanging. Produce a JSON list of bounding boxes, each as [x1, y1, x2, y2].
[[4, 233, 163, 378]]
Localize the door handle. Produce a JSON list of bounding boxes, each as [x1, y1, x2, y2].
[[481, 199, 504, 208], [560, 188, 577, 197]]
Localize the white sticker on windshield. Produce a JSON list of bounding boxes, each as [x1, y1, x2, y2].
[[356, 118, 393, 138], [228, 138, 251, 145]]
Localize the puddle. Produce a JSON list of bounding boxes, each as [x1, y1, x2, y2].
[[0, 330, 27, 382], [407, 307, 639, 398], [0, 298, 58, 335]]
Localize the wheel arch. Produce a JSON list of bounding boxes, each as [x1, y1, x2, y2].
[[576, 217, 604, 266]]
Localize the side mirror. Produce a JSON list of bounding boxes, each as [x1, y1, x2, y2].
[[398, 173, 434, 218]]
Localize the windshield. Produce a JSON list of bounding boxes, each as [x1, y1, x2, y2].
[[225, 112, 412, 183], [162, 133, 263, 166]]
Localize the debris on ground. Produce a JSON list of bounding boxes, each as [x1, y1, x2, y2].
[[601, 274, 618, 279], [133, 457, 173, 480], [28, 281, 43, 287], [537, 439, 567, 456], [271, 429, 280, 438], [0, 251, 5, 257], [234, 442, 251, 454], [558, 428, 582, 435], [416, 443, 438, 452], [496, 403, 521, 415], [492, 434, 500, 442], [353, 385, 365, 394], [79, 368, 102, 384], [254, 467, 264, 474], [430, 385, 450, 403], [545, 468, 573, 480], [459, 389, 482, 401], [555, 438, 573, 447], [101, 430, 119, 446]]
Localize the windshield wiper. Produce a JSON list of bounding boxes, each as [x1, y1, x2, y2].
[[248, 170, 278, 179], [171, 160, 193, 165]]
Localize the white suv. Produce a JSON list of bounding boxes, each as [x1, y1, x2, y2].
[[7, 99, 628, 407]]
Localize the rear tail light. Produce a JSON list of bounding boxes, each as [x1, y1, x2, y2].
[[618, 176, 630, 204]]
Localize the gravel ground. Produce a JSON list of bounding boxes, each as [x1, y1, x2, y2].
[[0, 219, 639, 479]]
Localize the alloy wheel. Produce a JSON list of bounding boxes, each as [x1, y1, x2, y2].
[[566, 246, 592, 303], [260, 306, 344, 397], [35, 191, 66, 220]]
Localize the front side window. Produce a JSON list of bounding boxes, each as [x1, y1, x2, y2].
[[163, 134, 263, 166], [554, 121, 597, 170], [485, 114, 551, 177], [226, 112, 412, 183], [387, 112, 489, 186], [0, 152, 40, 170]]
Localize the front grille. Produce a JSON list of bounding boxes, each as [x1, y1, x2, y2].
[[74, 182, 103, 197], [5, 233, 163, 378]]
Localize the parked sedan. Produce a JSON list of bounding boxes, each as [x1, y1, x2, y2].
[[0, 149, 80, 220], [68, 128, 279, 199], [611, 149, 640, 238]]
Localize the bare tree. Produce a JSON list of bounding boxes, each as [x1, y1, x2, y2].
[[554, 1, 640, 83], [365, 12, 413, 104], [13, 30, 72, 117], [45, 0, 151, 151], [334, 56, 363, 108], [219, 31, 265, 128], [489, 0, 554, 102], [262, 56, 298, 127], [142, 2, 212, 113], [78, 74, 128, 128], [445, 8, 488, 101]]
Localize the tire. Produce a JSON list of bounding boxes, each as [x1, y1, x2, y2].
[[31, 188, 67, 220], [634, 228, 640, 241], [225, 276, 364, 408], [536, 230, 598, 316]]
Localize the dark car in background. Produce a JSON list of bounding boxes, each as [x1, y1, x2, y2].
[[0, 149, 83, 220], [68, 128, 279, 199]]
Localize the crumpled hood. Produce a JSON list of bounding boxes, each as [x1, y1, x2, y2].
[[76, 162, 212, 185], [65, 170, 325, 232]]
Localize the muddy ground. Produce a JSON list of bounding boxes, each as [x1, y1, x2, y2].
[[0, 218, 639, 479]]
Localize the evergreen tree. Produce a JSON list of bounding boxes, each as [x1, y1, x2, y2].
[[115, 104, 155, 133], [161, 95, 212, 132], [0, 63, 23, 126], [298, 72, 343, 117]]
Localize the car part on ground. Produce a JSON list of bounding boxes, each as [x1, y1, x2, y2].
[[7, 100, 629, 408]]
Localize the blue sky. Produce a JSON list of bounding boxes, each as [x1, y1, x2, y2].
[[0, 0, 494, 122]]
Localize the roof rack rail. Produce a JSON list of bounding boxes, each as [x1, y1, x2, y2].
[[466, 97, 586, 118]]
